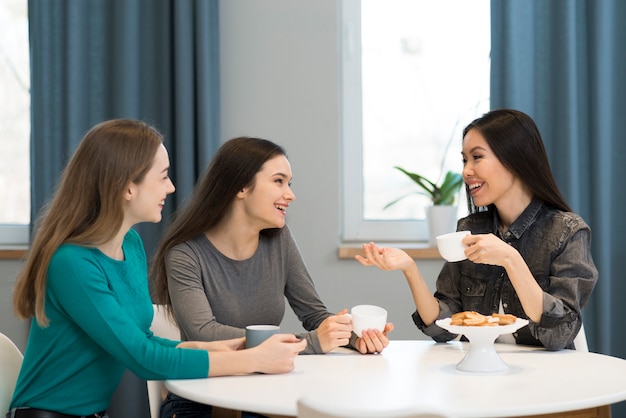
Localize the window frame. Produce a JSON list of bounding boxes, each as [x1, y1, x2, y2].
[[0, 0, 30, 247], [0, 224, 29, 246], [340, 1, 429, 243]]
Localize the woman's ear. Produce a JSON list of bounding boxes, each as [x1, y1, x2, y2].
[[236, 187, 248, 199], [124, 182, 137, 201]]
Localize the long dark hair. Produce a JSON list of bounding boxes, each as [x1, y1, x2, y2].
[[463, 109, 571, 214], [151, 137, 286, 309]]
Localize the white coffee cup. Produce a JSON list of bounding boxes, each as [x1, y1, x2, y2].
[[245, 325, 280, 348], [347, 305, 387, 337], [436, 230, 471, 262]]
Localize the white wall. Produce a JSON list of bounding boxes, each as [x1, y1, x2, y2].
[[0, 1, 447, 351], [218, 0, 444, 340]]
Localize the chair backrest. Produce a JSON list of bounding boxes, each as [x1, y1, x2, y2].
[[297, 395, 457, 418], [571, 325, 612, 417], [148, 305, 181, 418], [573, 324, 589, 352], [0, 332, 24, 416], [150, 304, 181, 340]]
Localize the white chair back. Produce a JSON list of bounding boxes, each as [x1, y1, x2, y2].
[[0, 332, 23, 416], [297, 395, 456, 418], [571, 324, 612, 417], [148, 305, 181, 418], [573, 324, 589, 352]]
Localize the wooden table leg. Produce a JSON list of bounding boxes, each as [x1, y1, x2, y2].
[[211, 408, 294, 418], [212, 407, 242, 418], [516, 405, 611, 418]]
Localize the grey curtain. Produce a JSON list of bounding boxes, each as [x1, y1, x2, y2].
[[28, 1, 220, 417], [491, 0, 626, 414]]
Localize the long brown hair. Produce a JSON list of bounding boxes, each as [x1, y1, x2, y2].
[[463, 109, 571, 214], [151, 137, 286, 310], [13, 119, 164, 326]]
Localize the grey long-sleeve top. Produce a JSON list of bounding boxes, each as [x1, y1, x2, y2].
[[413, 199, 598, 351], [165, 226, 333, 354]]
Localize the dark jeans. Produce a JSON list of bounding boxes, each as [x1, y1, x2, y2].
[[160, 393, 267, 418], [5, 409, 108, 418]]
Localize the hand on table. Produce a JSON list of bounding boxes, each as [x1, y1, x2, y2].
[[253, 333, 307, 374], [317, 309, 353, 353], [355, 323, 394, 354]]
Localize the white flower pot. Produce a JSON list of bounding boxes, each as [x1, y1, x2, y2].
[[427, 205, 459, 247]]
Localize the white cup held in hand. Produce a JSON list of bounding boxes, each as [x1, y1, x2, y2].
[[245, 325, 280, 348], [436, 230, 471, 262], [347, 305, 387, 337]]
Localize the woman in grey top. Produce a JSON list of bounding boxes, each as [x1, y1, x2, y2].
[[357, 109, 598, 351], [152, 137, 393, 418]]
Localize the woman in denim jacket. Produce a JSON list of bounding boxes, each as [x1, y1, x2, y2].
[[357, 109, 598, 351]]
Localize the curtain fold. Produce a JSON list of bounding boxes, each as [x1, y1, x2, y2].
[[491, 0, 626, 414], [28, 1, 220, 417], [28, 0, 220, 257]]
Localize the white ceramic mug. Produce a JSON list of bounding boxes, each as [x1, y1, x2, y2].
[[245, 325, 280, 348], [346, 305, 387, 337], [436, 230, 471, 262]]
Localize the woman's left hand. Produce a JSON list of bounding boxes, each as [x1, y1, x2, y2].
[[355, 323, 394, 354]]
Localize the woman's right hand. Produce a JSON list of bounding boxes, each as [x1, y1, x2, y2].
[[251, 333, 307, 374], [205, 333, 306, 377], [356, 243, 439, 327], [316, 309, 353, 353], [355, 242, 415, 273]]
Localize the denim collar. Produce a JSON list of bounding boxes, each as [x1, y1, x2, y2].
[[493, 198, 544, 240]]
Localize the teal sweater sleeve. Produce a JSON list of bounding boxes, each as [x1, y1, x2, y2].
[[10, 229, 208, 416]]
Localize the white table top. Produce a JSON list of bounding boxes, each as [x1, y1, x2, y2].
[[166, 340, 626, 417]]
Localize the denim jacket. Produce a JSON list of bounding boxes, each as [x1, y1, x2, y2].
[[413, 199, 598, 351]]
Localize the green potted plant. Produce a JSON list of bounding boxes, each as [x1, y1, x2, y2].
[[385, 167, 464, 246], [384, 167, 464, 208]]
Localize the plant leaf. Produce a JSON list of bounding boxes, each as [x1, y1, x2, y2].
[[438, 171, 464, 205], [382, 191, 428, 209], [393, 166, 436, 197], [385, 167, 463, 208]]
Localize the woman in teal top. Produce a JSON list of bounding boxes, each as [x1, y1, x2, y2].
[[8, 119, 306, 418]]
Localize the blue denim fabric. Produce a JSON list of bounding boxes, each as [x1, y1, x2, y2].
[[160, 393, 267, 418], [413, 199, 598, 351]]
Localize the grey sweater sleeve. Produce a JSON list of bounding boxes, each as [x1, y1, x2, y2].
[[281, 228, 360, 354]]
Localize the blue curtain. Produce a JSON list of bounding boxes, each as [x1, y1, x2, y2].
[[491, 0, 626, 414], [28, 1, 220, 417], [28, 0, 220, 257]]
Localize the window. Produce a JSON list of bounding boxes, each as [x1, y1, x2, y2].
[[342, 0, 490, 242], [0, 0, 30, 245]]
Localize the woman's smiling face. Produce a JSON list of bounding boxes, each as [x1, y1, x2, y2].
[[241, 154, 295, 230], [126, 144, 175, 225], [462, 128, 518, 209]]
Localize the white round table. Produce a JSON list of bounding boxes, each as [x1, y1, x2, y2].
[[166, 340, 626, 417]]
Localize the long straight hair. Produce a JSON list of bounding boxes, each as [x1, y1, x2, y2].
[[151, 137, 286, 310], [13, 119, 164, 326], [463, 109, 571, 214]]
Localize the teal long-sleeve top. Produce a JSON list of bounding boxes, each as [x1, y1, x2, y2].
[[9, 229, 209, 416]]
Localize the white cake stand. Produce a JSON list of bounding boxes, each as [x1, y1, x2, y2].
[[436, 317, 529, 372]]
